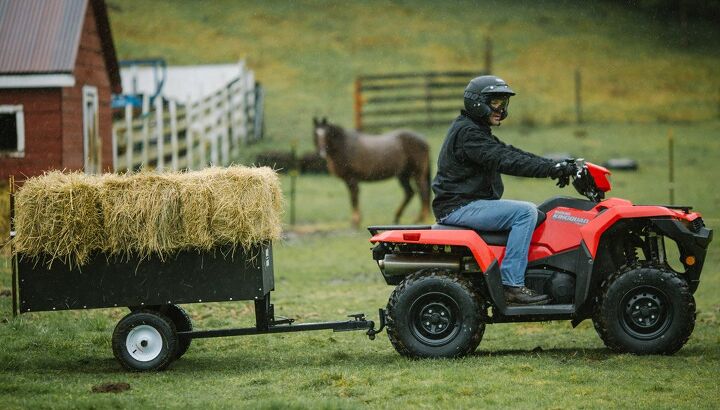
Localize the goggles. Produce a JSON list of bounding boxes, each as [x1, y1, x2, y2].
[[488, 96, 510, 112]]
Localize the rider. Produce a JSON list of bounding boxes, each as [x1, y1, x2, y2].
[[432, 75, 575, 305]]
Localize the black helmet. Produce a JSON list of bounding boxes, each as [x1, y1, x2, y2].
[[463, 75, 516, 123]]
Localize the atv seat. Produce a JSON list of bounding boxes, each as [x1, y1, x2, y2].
[[432, 210, 546, 246]]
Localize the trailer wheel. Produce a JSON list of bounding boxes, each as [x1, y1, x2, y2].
[[386, 270, 484, 358], [593, 266, 695, 355], [130, 305, 192, 359], [112, 310, 178, 371], [160, 305, 193, 359]]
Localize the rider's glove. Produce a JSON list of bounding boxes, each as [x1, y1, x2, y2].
[[550, 160, 576, 188]]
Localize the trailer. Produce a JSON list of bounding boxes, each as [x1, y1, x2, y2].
[[8, 179, 385, 371]]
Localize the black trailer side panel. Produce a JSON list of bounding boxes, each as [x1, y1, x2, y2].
[[17, 243, 274, 313]]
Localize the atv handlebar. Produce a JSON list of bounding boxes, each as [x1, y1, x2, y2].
[[568, 159, 611, 203]]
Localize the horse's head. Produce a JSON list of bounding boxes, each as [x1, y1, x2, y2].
[[313, 117, 333, 158]]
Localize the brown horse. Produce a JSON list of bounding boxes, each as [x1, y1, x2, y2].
[[313, 117, 431, 228]]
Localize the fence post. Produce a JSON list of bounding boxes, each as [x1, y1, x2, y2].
[[424, 73, 433, 127], [209, 93, 219, 166], [228, 80, 240, 158], [198, 101, 207, 168], [155, 96, 164, 171], [244, 71, 253, 144], [185, 97, 195, 170], [238, 63, 249, 144], [111, 126, 118, 172], [141, 94, 150, 168], [485, 37, 493, 74], [170, 100, 179, 171], [575, 68, 583, 125], [220, 86, 230, 166], [668, 129, 674, 205], [125, 103, 133, 172], [354, 78, 363, 131], [289, 139, 298, 227], [9, 175, 17, 317], [254, 84, 264, 141]]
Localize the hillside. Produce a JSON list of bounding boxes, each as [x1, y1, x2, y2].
[[107, 0, 720, 150]]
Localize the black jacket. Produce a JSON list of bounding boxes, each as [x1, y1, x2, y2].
[[432, 112, 555, 220]]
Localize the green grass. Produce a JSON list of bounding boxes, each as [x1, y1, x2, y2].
[[1, 121, 719, 408], [1, 234, 719, 409], [2, 2, 720, 408]]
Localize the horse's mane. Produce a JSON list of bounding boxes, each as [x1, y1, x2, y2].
[[326, 122, 359, 140]]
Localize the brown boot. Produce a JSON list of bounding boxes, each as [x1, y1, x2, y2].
[[504, 286, 551, 305]]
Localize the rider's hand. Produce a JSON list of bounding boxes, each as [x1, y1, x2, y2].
[[550, 160, 576, 188]]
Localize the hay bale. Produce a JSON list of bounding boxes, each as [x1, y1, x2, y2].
[[205, 166, 283, 250], [100, 172, 186, 260], [14, 171, 104, 267], [14, 166, 283, 267]]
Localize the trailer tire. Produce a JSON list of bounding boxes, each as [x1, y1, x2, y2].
[[386, 270, 484, 358], [157, 305, 193, 359], [112, 310, 178, 371], [593, 266, 695, 355], [130, 305, 192, 359], [167, 305, 192, 359]]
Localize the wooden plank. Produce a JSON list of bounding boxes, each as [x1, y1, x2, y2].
[[362, 106, 460, 117], [362, 118, 455, 131], [185, 101, 194, 170], [364, 93, 459, 104], [220, 87, 230, 166], [124, 103, 133, 171], [360, 81, 468, 92], [141, 94, 150, 168], [170, 100, 179, 171], [155, 97, 164, 171], [359, 70, 480, 81]]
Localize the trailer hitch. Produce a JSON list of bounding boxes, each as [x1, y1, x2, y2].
[[366, 308, 387, 340]]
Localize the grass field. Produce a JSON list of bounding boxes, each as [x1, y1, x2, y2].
[[2, 1, 720, 408], [1, 121, 718, 409]]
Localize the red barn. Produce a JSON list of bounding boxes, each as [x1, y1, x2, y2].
[[0, 0, 121, 181]]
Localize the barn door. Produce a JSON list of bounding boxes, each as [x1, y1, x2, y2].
[[82, 85, 101, 174]]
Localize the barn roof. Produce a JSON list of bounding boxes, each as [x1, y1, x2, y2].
[[0, 0, 121, 92]]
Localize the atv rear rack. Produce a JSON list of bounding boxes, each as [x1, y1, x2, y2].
[[367, 225, 432, 235]]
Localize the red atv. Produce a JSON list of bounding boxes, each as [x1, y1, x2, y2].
[[368, 160, 712, 357]]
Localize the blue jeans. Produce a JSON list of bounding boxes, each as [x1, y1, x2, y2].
[[440, 199, 537, 287]]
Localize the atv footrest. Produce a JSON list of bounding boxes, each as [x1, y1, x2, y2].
[[503, 304, 575, 316]]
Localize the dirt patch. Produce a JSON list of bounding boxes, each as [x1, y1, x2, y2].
[[91, 382, 131, 393]]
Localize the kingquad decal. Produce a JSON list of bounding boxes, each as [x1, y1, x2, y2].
[[551, 210, 590, 225]]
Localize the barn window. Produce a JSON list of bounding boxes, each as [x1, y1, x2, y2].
[[0, 105, 25, 157]]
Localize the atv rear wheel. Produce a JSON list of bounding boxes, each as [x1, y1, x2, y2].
[[593, 266, 695, 355], [386, 270, 485, 358]]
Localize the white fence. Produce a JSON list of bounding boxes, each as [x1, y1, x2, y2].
[[111, 66, 263, 172]]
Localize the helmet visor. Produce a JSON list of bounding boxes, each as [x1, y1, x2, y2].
[[488, 96, 510, 113]]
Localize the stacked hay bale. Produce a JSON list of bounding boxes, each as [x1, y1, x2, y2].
[[13, 166, 282, 268]]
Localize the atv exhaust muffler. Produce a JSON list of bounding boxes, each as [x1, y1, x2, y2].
[[378, 254, 461, 277]]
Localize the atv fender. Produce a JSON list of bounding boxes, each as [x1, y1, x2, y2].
[[649, 218, 712, 293], [370, 229, 496, 271], [580, 205, 699, 258]]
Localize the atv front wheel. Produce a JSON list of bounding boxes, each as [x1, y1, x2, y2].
[[386, 270, 485, 358], [593, 267, 695, 355]]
